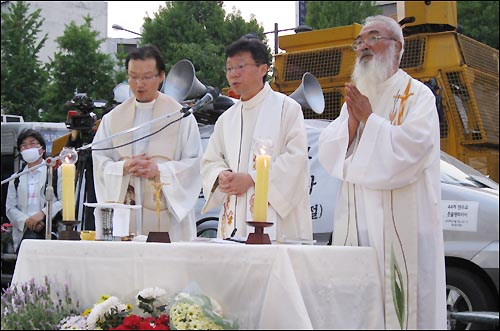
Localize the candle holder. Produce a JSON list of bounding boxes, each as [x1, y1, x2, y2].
[[246, 221, 273, 244], [58, 220, 81, 240], [146, 232, 171, 243]]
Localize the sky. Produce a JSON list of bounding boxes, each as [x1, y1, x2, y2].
[[106, 1, 298, 52]]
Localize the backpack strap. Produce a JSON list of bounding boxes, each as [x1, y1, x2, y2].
[[13, 167, 24, 190]]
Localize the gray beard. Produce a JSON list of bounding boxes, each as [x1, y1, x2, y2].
[[351, 46, 397, 100]]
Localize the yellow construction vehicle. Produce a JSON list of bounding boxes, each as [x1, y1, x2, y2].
[[271, 1, 499, 182]]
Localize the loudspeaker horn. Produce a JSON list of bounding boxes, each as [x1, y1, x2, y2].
[[162, 59, 207, 102], [289, 72, 325, 114], [113, 82, 133, 103]]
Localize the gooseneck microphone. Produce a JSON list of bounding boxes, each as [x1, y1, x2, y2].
[[182, 87, 220, 117]]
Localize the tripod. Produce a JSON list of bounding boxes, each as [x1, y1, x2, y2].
[[67, 130, 96, 231]]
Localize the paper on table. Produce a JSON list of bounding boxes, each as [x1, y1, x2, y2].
[[112, 208, 130, 237], [85, 203, 141, 240]]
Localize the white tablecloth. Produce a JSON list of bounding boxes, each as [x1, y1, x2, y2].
[[12, 239, 384, 329]]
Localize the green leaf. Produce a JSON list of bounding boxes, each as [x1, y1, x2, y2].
[[391, 246, 406, 329]]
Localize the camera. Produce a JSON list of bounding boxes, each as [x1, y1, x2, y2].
[[65, 93, 106, 132]]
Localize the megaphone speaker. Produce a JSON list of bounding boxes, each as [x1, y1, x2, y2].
[[289, 72, 325, 114], [162, 59, 207, 102]]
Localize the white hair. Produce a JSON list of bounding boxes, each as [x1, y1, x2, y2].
[[364, 15, 405, 63]]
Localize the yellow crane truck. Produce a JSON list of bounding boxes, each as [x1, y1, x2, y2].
[[271, 1, 499, 183]]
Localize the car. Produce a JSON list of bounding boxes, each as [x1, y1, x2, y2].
[[195, 119, 499, 330]]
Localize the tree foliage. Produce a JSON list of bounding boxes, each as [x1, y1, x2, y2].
[[140, 1, 267, 90], [1, 1, 48, 121], [40, 16, 116, 122], [458, 1, 499, 49], [305, 1, 381, 29]]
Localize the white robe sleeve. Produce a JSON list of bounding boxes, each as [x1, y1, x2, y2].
[[200, 116, 231, 214], [267, 100, 310, 219], [92, 114, 131, 204], [160, 115, 203, 223], [318, 103, 351, 180]]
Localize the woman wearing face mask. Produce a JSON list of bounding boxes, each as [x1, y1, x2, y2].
[[5, 129, 63, 253]]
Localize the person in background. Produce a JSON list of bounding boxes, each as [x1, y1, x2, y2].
[[200, 36, 312, 242], [6, 129, 62, 252], [318, 15, 446, 329], [92, 45, 202, 241]]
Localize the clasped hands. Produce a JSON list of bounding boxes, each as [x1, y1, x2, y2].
[[25, 211, 45, 232], [345, 83, 373, 126], [124, 154, 159, 179], [218, 170, 254, 197]]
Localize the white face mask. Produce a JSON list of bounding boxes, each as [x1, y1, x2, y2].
[[21, 147, 43, 163]]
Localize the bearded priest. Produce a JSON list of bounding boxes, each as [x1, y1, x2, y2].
[[318, 15, 446, 330]]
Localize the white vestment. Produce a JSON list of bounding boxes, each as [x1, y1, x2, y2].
[[201, 83, 312, 241], [92, 93, 202, 241], [318, 70, 447, 329]]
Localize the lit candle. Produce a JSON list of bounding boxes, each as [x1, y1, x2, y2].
[[62, 162, 76, 220], [253, 154, 271, 222]]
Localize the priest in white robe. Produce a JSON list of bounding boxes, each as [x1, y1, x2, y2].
[[318, 16, 447, 329], [92, 45, 202, 241], [201, 36, 312, 242]]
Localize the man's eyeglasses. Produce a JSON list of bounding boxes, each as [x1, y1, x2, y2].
[[20, 142, 41, 150], [352, 35, 397, 51], [127, 74, 159, 83], [224, 63, 262, 74]]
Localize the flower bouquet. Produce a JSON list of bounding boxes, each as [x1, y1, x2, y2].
[[169, 285, 238, 330], [59, 287, 170, 330]]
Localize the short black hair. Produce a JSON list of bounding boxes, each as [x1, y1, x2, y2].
[[17, 129, 46, 158], [225, 36, 270, 84], [225, 36, 270, 67], [125, 44, 166, 74]]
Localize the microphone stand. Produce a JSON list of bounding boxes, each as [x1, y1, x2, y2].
[[45, 160, 56, 240], [77, 107, 186, 151]]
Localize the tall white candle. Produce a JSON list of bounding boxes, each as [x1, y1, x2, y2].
[[253, 154, 271, 222], [62, 163, 75, 220]]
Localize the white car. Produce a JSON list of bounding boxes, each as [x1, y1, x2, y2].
[[195, 119, 499, 330]]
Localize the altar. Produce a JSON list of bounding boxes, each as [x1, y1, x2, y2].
[[12, 240, 384, 329]]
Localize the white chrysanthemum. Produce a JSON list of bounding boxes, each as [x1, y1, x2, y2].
[[59, 315, 88, 330], [137, 287, 166, 301], [86, 296, 122, 329]]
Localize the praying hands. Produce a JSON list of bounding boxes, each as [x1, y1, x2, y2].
[[218, 170, 254, 197], [345, 83, 373, 124], [124, 154, 159, 179]]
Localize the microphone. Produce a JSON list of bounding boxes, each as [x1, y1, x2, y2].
[[182, 87, 220, 117]]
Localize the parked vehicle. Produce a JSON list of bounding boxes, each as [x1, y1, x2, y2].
[[195, 119, 499, 330]]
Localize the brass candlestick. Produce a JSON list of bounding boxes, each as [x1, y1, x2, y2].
[[147, 173, 171, 243]]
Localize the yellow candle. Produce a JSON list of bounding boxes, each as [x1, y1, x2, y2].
[[253, 154, 271, 222], [62, 163, 76, 220]]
